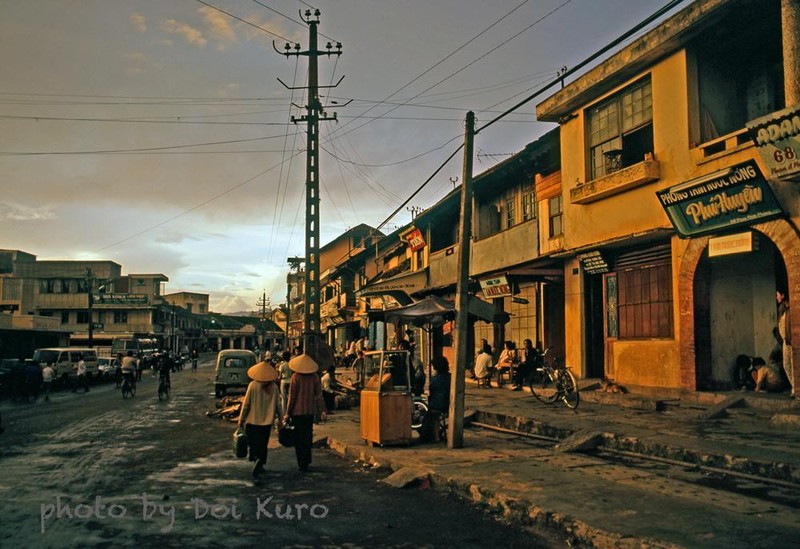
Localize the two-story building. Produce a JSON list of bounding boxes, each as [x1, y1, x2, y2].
[[535, 0, 800, 392]]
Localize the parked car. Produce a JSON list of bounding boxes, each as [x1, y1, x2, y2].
[[97, 357, 118, 380], [31, 348, 99, 385], [0, 359, 26, 395], [213, 349, 257, 398]]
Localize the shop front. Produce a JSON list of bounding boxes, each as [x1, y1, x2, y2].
[[659, 159, 798, 391]]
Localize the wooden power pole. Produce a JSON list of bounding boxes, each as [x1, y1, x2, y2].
[[448, 111, 475, 449]]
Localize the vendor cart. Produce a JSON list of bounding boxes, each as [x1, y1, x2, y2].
[[359, 349, 412, 446]]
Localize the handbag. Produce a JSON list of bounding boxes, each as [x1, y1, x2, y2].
[[233, 426, 248, 459], [278, 419, 295, 448]]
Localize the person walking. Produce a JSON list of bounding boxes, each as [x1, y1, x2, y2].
[[72, 354, 89, 393], [237, 360, 280, 480], [41, 363, 55, 402], [284, 354, 326, 472], [777, 288, 794, 398], [277, 350, 292, 416]]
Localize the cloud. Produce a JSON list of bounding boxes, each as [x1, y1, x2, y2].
[[124, 52, 147, 74], [213, 294, 251, 314], [160, 19, 207, 48], [198, 6, 237, 50], [130, 12, 147, 33], [0, 202, 56, 221]]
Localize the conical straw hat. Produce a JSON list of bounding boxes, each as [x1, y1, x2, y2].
[[288, 354, 319, 374], [248, 361, 279, 382]]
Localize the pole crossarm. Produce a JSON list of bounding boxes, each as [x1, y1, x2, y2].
[[274, 11, 343, 351]]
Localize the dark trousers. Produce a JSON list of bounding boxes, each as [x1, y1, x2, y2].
[[291, 415, 314, 470], [245, 424, 272, 465], [513, 363, 532, 386], [73, 375, 89, 393]]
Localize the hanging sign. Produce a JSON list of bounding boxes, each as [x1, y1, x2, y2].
[[747, 104, 800, 181], [479, 275, 512, 298], [656, 160, 783, 238], [708, 232, 757, 257], [405, 228, 426, 252]]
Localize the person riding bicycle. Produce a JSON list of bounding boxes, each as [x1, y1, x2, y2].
[[158, 353, 172, 390], [120, 351, 138, 390]]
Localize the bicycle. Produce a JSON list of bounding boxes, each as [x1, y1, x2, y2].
[[157, 375, 171, 401], [410, 395, 448, 441], [121, 374, 136, 399], [527, 348, 580, 409]]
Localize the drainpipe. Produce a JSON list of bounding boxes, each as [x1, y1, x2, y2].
[[783, 0, 800, 105]]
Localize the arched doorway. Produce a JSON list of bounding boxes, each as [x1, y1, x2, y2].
[[693, 231, 786, 389], [681, 219, 800, 391]]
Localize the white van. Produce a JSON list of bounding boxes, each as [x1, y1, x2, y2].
[[32, 348, 99, 383]]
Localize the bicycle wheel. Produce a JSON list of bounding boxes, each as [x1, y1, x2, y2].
[[411, 398, 428, 431], [529, 368, 559, 404], [559, 369, 580, 409], [158, 381, 166, 401]]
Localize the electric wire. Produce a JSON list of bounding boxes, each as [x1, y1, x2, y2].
[[324, 0, 532, 142], [476, 0, 687, 134], [193, 0, 298, 45], [95, 151, 303, 253], [0, 135, 289, 156]]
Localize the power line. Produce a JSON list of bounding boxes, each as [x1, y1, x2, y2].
[[193, 0, 297, 44], [324, 0, 533, 142], [0, 114, 293, 126], [476, 0, 687, 134], [0, 135, 289, 156], [96, 150, 304, 253]]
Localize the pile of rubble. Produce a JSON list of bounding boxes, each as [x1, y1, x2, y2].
[[206, 395, 243, 422]]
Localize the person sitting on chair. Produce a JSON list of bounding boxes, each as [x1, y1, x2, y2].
[[473, 344, 494, 387], [494, 340, 518, 388]]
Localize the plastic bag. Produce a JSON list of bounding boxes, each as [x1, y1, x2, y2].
[[278, 420, 295, 448], [233, 426, 248, 459]]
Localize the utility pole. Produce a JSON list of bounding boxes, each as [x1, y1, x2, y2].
[[276, 10, 343, 353], [448, 111, 476, 449], [287, 256, 304, 350], [256, 290, 270, 351], [85, 268, 95, 348]]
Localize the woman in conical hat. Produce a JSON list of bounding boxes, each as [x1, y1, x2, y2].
[[284, 354, 326, 471], [238, 361, 280, 480]]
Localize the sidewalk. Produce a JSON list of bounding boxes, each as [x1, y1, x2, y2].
[[315, 381, 800, 548]]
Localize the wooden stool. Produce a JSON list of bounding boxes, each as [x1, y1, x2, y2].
[[476, 375, 491, 388]]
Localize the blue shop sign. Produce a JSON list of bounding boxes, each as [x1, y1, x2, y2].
[[656, 160, 784, 238]]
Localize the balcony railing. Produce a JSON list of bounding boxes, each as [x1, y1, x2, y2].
[[570, 157, 660, 204]]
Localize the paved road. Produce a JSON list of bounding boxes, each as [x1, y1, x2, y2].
[[0, 358, 562, 548]]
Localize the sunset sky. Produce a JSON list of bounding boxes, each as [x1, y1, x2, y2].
[[0, 0, 680, 313]]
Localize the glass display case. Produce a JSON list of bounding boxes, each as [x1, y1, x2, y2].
[[359, 350, 413, 446]]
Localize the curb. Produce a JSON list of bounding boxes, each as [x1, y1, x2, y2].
[[473, 410, 800, 484], [323, 434, 678, 549]]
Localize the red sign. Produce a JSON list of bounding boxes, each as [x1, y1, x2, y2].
[[406, 228, 426, 252], [480, 275, 512, 298]]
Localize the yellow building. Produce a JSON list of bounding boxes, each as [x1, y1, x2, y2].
[[536, 0, 800, 392]]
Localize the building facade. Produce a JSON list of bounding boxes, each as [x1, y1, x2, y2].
[[535, 0, 800, 392]]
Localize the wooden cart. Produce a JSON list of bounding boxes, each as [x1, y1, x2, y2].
[[359, 350, 412, 446]]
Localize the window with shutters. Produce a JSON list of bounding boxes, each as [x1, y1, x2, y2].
[[612, 244, 673, 339]]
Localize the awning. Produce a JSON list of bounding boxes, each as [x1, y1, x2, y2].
[[373, 295, 509, 326], [355, 269, 428, 305]]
